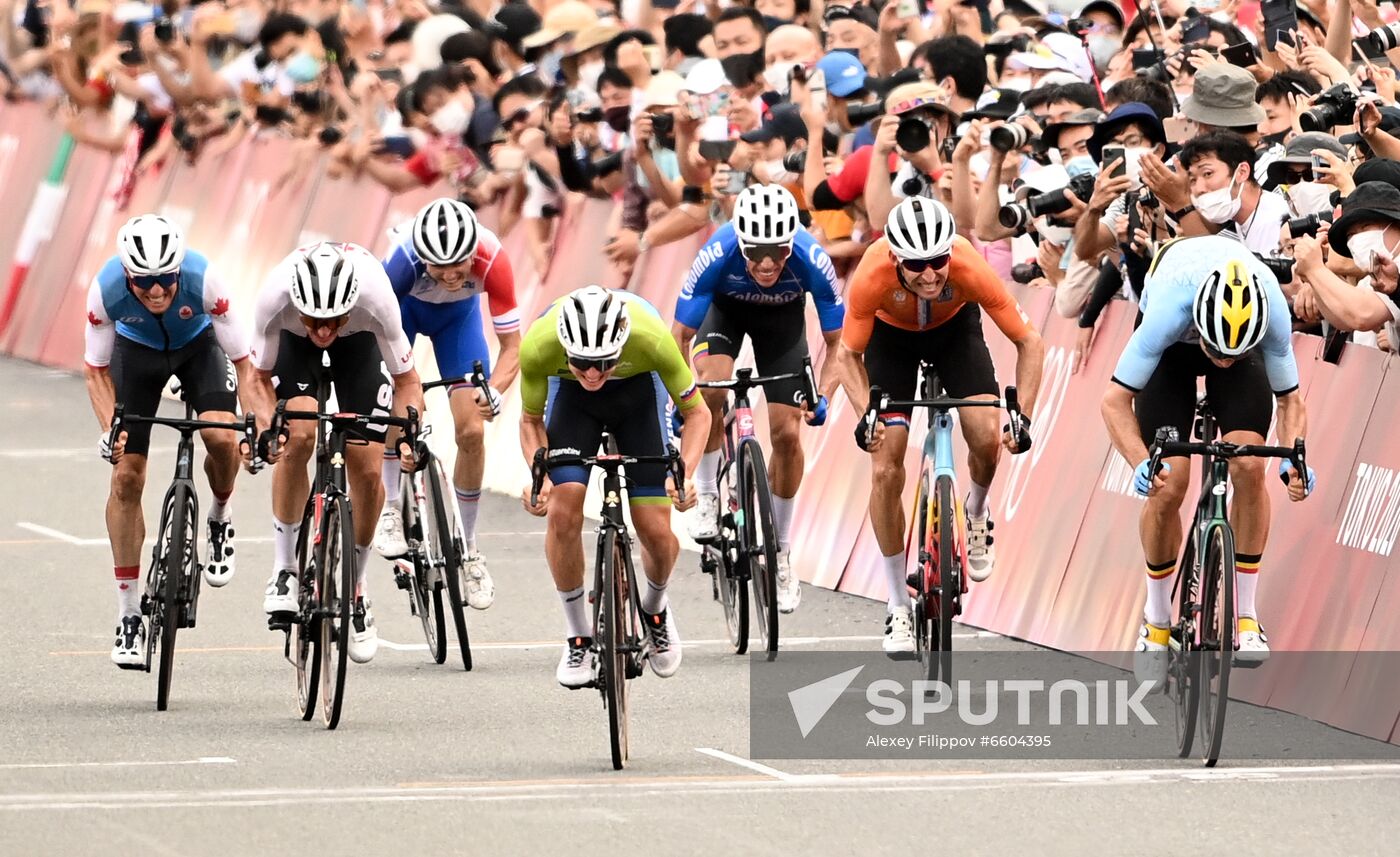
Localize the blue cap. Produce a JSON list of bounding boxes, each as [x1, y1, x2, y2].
[[816, 51, 867, 99], [1088, 101, 1166, 164]]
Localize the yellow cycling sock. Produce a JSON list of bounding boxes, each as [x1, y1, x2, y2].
[[1143, 622, 1171, 645], [1238, 617, 1261, 634]]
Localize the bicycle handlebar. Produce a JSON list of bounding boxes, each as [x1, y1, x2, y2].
[[259, 401, 420, 460], [1147, 427, 1307, 490], [422, 359, 490, 394], [529, 445, 685, 507], [696, 356, 820, 407], [107, 404, 258, 466], [858, 385, 1025, 447]]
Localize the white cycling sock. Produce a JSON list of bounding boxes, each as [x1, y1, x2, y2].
[[559, 586, 590, 638], [381, 452, 401, 504], [116, 566, 140, 619], [273, 518, 301, 570], [882, 550, 911, 610], [455, 486, 481, 550], [642, 577, 669, 614], [354, 545, 371, 599], [1144, 560, 1176, 628], [696, 449, 722, 495], [1236, 554, 1261, 620], [209, 489, 232, 523], [967, 481, 990, 519], [771, 494, 795, 552]]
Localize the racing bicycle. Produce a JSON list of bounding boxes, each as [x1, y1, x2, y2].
[[1147, 397, 1305, 766]]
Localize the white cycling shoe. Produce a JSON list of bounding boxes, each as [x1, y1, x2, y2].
[[349, 600, 378, 664], [1134, 620, 1170, 685], [643, 606, 682, 678], [373, 505, 408, 558], [688, 493, 721, 541], [463, 552, 495, 610], [1236, 617, 1270, 664], [557, 636, 596, 689], [966, 512, 995, 582], [883, 607, 916, 655], [263, 569, 299, 614], [111, 615, 145, 669], [203, 518, 235, 587], [776, 550, 801, 614]]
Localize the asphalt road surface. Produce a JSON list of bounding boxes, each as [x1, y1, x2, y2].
[[2, 357, 1398, 856]]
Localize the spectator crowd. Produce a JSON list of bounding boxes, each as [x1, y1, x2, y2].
[[9, 0, 1400, 360]]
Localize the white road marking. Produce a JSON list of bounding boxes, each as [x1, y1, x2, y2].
[[371, 633, 987, 654], [0, 757, 235, 771], [13, 523, 273, 547], [694, 748, 810, 782], [3, 763, 1400, 811]]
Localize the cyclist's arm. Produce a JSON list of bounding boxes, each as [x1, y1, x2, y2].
[[836, 342, 873, 413], [672, 235, 726, 338], [519, 409, 549, 472], [1101, 382, 1150, 469], [480, 248, 523, 394], [964, 249, 1046, 416], [653, 331, 710, 479], [836, 249, 881, 408], [1275, 389, 1307, 453], [1101, 293, 1188, 466], [83, 279, 117, 431]]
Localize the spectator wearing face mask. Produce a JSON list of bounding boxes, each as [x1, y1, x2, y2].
[[865, 80, 959, 231], [756, 0, 812, 32], [1293, 182, 1400, 337], [561, 25, 620, 102], [1178, 129, 1291, 255], [914, 36, 988, 119], [1263, 133, 1346, 219], [350, 64, 484, 198], [661, 14, 713, 77], [714, 6, 767, 98], [1182, 65, 1277, 174], [1254, 70, 1322, 148], [1074, 102, 1169, 263], [440, 31, 507, 162], [187, 11, 312, 104], [603, 71, 690, 277]]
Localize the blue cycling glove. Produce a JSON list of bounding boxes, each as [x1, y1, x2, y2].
[[1133, 458, 1170, 496], [1279, 460, 1317, 496], [805, 394, 829, 426]]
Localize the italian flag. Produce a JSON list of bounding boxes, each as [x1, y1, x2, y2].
[[0, 134, 76, 336]]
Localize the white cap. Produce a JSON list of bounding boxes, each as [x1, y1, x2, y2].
[[684, 58, 727, 95]]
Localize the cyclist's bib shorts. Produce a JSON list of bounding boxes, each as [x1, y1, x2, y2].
[[110, 326, 237, 456], [1133, 341, 1272, 448], [544, 373, 670, 502], [693, 297, 810, 407], [862, 305, 999, 422], [400, 295, 492, 382], [272, 331, 393, 442]]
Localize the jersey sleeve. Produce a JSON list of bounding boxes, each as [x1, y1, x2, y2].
[[201, 268, 250, 363], [649, 324, 701, 412], [839, 243, 886, 353], [83, 277, 116, 368], [674, 231, 729, 331], [1111, 277, 1193, 392], [250, 263, 293, 372], [381, 241, 420, 299], [358, 259, 416, 376], [1259, 271, 1300, 395], [518, 315, 556, 416], [956, 242, 1032, 341], [477, 236, 521, 335], [795, 231, 845, 332]]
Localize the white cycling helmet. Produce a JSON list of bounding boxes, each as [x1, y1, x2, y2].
[[291, 243, 359, 319], [885, 196, 957, 260], [556, 285, 631, 360], [412, 198, 479, 266], [1194, 258, 1269, 358], [732, 184, 800, 247], [116, 214, 186, 276]]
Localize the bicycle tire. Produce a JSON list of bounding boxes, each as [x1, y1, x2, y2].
[[427, 458, 472, 671], [293, 497, 320, 721], [319, 495, 354, 730], [598, 528, 630, 770], [1198, 523, 1235, 767], [912, 471, 931, 670], [933, 475, 956, 687], [714, 542, 749, 655], [402, 475, 446, 664], [155, 484, 190, 711], [740, 440, 779, 656], [1171, 533, 1199, 759]]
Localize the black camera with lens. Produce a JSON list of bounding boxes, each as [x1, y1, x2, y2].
[[649, 112, 674, 136], [153, 16, 176, 45], [318, 125, 345, 146], [1300, 84, 1360, 133], [1011, 262, 1046, 284], [896, 116, 933, 152], [845, 102, 884, 126], [1255, 252, 1296, 282], [1286, 209, 1334, 238], [998, 173, 1097, 232], [576, 107, 604, 124], [592, 151, 624, 177], [989, 122, 1033, 153], [782, 150, 807, 173]]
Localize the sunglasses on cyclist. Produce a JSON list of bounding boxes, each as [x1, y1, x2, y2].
[[127, 273, 178, 291], [899, 254, 951, 273], [741, 243, 792, 264], [299, 314, 350, 330], [568, 355, 620, 373]]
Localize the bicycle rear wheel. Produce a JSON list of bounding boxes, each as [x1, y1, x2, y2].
[[912, 471, 931, 671], [402, 474, 446, 664], [711, 540, 748, 655], [740, 441, 779, 656], [319, 495, 354, 730], [597, 528, 631, 770], [932, 475, 956, 686], [1198, 523, 1235, 767], [427, 458, 472, 671], [1171, 534, 1199, 758], [292, 498, 320, 721]]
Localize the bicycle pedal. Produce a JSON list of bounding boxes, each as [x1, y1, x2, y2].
[[114, 662, 146, 672], [267, 612, 295, 632], [1232, 655, 1267, 670]]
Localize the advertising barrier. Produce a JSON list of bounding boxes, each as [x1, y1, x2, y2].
[[1, 118, 1398, 746]]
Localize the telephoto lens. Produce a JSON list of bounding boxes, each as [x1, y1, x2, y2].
[[1299, 84, 1360, 133], [782, 150, 807, 172], [845, 102, 884, 126], [989, 123, 1031, 153], [1011, 262, 1045, 284], [998, 201, 1033, 232], [1369, 22, 1400, 53], [896, 116, 932, 152]]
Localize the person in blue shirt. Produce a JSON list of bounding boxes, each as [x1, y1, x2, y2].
[[670, 184, 844, 614], [83, 215, 255, 669]]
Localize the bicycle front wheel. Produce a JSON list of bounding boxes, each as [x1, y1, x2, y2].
[[319, 495, 354, 730], [402, 473, 446, 664], [1198, 523, 1235, 766], [292, 497, 320, 721], [597, 528, 631, 770], [912, 471, 931, 671], [932, 475, 957, 687], [1171, 533, 1199, 759], [740, 440, 779, 656], [426, 458, 472, 671], [153, 483, 193, 711]]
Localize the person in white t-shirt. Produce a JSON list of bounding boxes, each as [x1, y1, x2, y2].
[[1179, 129, 1288, 257]]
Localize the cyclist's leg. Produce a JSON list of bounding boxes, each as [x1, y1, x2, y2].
[[328, 333, 394, 584], [265, 332, 321, 612], [750, 301, 810, 550], [175, 329, 243, 584], [1132, 343, 1198, 626], [929, 305, 1000, 502], [691, 301, 740, 496], [433, 297, 491, 551], [106, 336, 162, 605], [862, 321, 918, 611], [1207, 353, 1274, 636]]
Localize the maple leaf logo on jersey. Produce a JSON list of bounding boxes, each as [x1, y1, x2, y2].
[[211, 298, 230, 316], [179, 306, 194, 320], [87, 311, 103, 327]]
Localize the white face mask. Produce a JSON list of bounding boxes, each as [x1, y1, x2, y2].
[[763, 158, 797, 185], [1287, 181, 1333, 217], [577, 60, 605, 94], [762, 61, 799, 95], [1348, 229, 1400, 271], [430, 98, 471, 136], [1193, 175, 1242, 224], [1123, 147, 1150, 189], [1036, 216, 1073, 246], [1000, 75, 1032, 92]]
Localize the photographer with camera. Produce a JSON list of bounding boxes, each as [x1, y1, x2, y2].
[[1073, 102, 1170, 262], [864, 80, 958, 233], [1292, 182, 1400, 338]]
